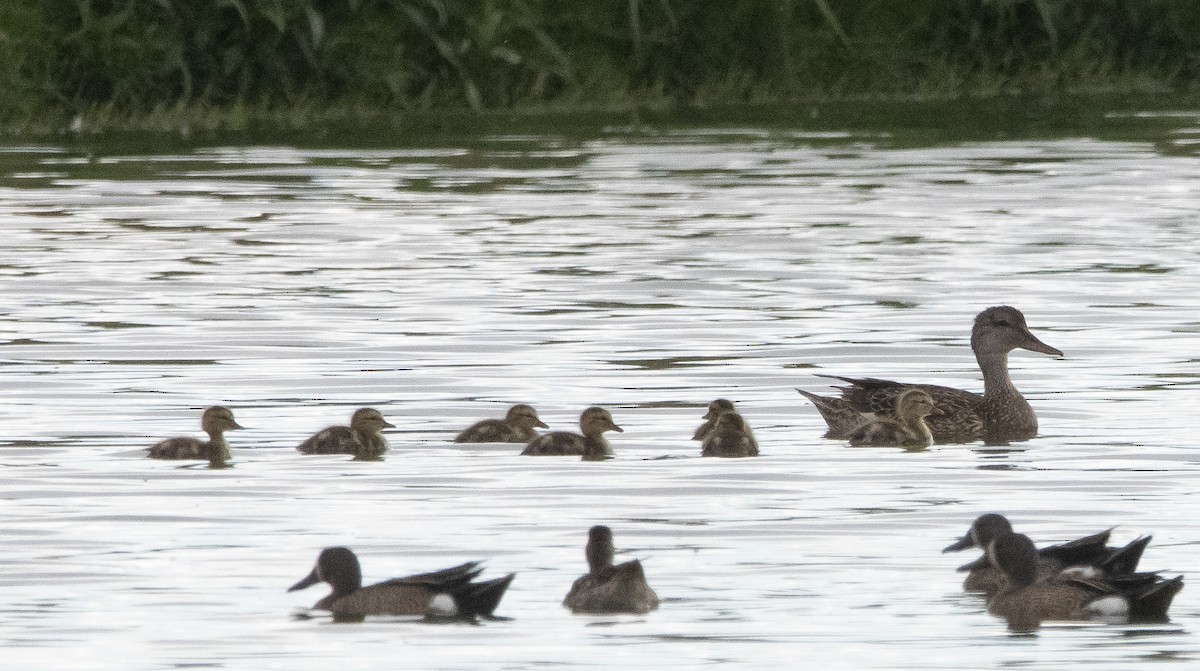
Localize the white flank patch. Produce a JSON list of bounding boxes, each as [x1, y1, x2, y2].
[[1086, 595, 1130, 623]]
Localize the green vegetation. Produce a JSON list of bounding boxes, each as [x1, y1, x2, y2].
[[1, 0, 1198, 133]]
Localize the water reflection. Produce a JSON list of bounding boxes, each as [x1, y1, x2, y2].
[[0, 119, 1198, 668]]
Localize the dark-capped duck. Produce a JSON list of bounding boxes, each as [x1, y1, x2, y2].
[[692, 398, 736, 441], [798, 306, 1062, 445], [944, 513, 1150, 597], [296, 407, 394, 459], [146, 406, 243, 465], [700, 411, 759, 457], [985, 531, 1183, 631], [564, 526, 659, 614], [289, 546, 515, 622], [847, 389, 934, 448], [521, 406, 622, 458], [454, 404, 548, 443]]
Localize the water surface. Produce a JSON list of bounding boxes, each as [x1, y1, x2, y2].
[[1, 112, 1199, 669]]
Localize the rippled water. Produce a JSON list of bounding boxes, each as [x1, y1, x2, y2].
[[1, 112, 1199, 669]]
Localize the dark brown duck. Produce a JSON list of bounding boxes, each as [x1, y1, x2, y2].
[[521, 406, 622, 458], [296, 407, 394, 459], [692, 398, 736, 442], [563, 526, 659, 614], [700, 411, 759, 457], [985, 531, 1182, 632], [289, 546, 514, 622], [455, 404, 548, 443], [944, 513, 1151, 597], [146, 406, 243, 466], [846, 388, 934, 448], [798, 306, 1062, 444]]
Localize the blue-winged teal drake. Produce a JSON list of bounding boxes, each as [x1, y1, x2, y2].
[[944, 513, 1151, 597], [985, 531, 1183, 631], [700, 411, 759, 457], [454, 404, 548, 443], [692, 399, 736, 442], [847, 388, 934, 448], [521, 407, 622, 458], [146, 406, 243, 466], [798, 306, 1062, 445], [289, 546, 514, 622], [564, 526, 659, 614], [296, 408, 394, 459]]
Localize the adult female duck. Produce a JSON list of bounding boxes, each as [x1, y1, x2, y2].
[[798, 306, 1062, 444]]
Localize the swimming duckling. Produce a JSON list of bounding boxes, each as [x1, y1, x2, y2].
[[985, 531, 1183, 632], [692, 398, 736, 441], [454, 404, 548, 443], [296, 407, 394, 459], [564, 526, 659, 614], [289, 546, 515, 623], [521, 407, 622, 458], [700, 411, 759, 457], [944, 513, 1151, 597], [146, 406, 243, 466], [846, 389, 934, 448], [798, 306, 1062, 444]]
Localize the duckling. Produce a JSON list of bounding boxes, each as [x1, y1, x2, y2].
[[564, 526, 659, 614], [798, 306, 1062, 444], [521, 407, 622, 458], [454, 404, 548, 443], [296, 407, 394, 459], [146, 406, 243, 465], [289, 546, 515, 623], [700, 411, 759, 457], [986, 531, 1183, 632], [944, 513, 1151, 597], [692, 398, 736, 441], [846, 389, 934, 448]]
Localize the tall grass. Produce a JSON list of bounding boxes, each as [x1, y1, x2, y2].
[[1, 0, 1197, 127]]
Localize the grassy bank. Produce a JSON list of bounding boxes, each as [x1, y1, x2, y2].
[[2, 0, 1198, 133]]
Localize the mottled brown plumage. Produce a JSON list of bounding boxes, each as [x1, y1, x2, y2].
[[146, 406, 243, 465], [985, 532, 1182, 631], [700, 411, 759, 457], [296, 407, 394, 459], [289, 546, 514, 622], [847, 389, 934, 448], [521, 407, 622, 458], [454, 404, 548, 443], [564, 526, 659, 614], [798, 306, 1062, 444], [692, 399, 736, 441], [945, 513, 1151, 597]]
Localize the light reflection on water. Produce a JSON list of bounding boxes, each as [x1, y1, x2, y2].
[[0, 120, 1199, 669]]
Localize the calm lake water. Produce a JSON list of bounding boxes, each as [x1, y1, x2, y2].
[[1, 107, 1199, 669]]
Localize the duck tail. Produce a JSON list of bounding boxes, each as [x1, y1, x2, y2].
[[1130, 575, 1184, 622], [796, 389, 863, 439], [454, 574, 516, 619], [1101, 535, 1152, 575]]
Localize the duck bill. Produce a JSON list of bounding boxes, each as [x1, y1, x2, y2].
[[610, 424, 624, 433], [942, 534, 976, 553], [381, 420, 396, 429], [1020, 332, 1063, 357], [230, 421, 246, 431], [535, 419, 549, 428], [956, 555, 991, 572], [288, 569, 321, 592]]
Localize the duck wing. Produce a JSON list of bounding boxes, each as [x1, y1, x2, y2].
[[817, 375, 984, 443], [327, 562, 487, 618], [1038, 528, 1114, 566]]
